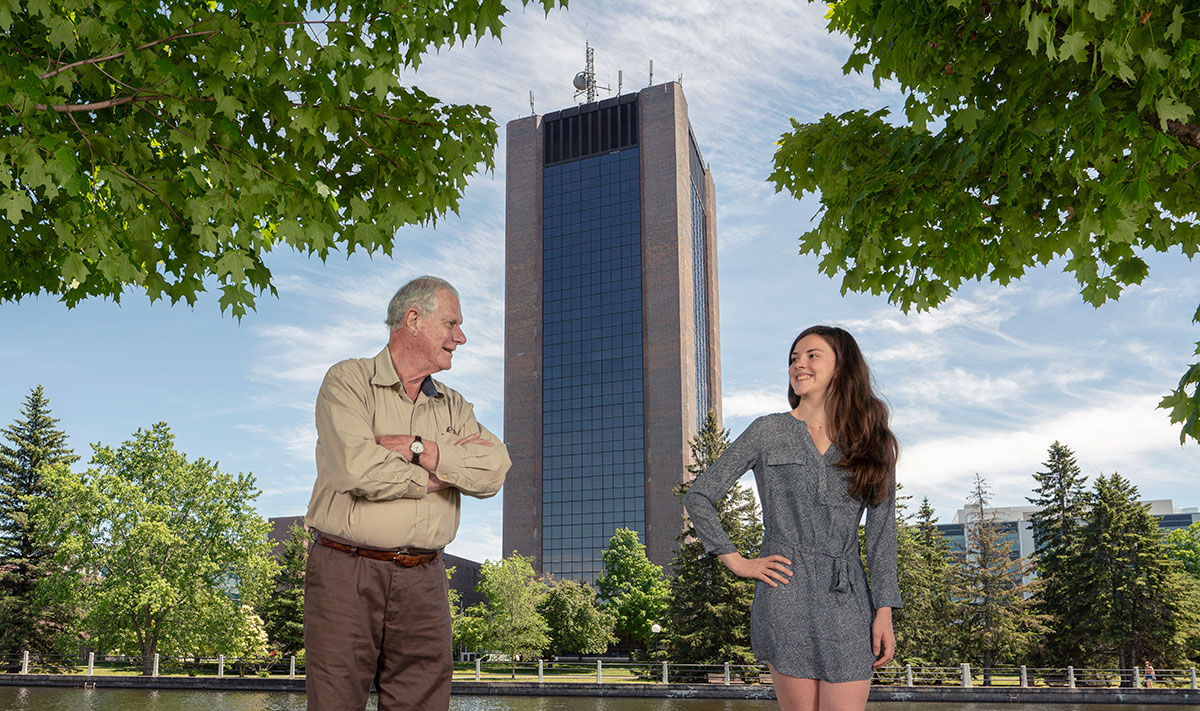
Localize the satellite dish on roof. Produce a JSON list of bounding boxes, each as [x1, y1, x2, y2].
[[573, 72, 589, 91]]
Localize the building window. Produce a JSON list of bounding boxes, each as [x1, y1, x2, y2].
[[541, 146, 644, 584]]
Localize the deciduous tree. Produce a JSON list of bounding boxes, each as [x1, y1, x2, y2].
[[474, 553, 549, 673], [537, 578, 615, 656], [29, 423, 276, 674], [0, 385, 78, 665], [770, 0, 1200, 442], [596, 528, 669, 653], [2, 0, 563, 315]]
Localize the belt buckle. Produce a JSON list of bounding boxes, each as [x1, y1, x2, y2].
[[392, 550, 420, 567]]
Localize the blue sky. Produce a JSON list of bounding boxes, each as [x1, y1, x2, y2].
[[3, 2, 1197, 563]]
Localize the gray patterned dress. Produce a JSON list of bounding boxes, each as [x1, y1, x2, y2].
[[682, 413, 902, 683]]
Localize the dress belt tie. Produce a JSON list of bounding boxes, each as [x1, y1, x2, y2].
[[775, 541, 854, 593]]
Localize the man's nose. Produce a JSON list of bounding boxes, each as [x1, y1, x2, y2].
[[454, 326, 466, 344]]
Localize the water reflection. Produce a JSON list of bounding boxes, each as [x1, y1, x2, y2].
[[0, 687, 1186, 711]]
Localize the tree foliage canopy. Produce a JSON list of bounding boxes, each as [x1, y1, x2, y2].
[[471, 553, 549, 664], [537, 578, 615, 656], [595, 527, 669, 649], [29, 422, 276, 674], [2, 0, 562, 315], [770, 0, 1200, 442]]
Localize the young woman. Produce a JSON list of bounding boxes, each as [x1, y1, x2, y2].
[[683, 325, 901, 711]]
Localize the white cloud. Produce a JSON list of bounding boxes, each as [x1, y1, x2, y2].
[[722, 387, 786, 420]]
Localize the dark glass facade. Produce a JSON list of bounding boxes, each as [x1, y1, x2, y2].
[[541, 147, 644, 583], [688, 133, 710, 428]]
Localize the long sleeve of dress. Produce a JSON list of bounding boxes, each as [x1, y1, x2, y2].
[[864, 480, 903, 610], [683, 417, 765, 556]]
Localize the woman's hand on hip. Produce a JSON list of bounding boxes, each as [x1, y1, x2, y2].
[[717, 552, 793, 587]]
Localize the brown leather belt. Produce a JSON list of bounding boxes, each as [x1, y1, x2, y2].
[[315, 534, 440, 568]]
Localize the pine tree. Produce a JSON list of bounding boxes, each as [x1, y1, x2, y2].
[[1025, 441, 1090, 665], [0, 385, 79, 664], [665, 410, 761, 666], [949, 474, 1045, 684], [1073, 473, 1200, 680], [892, 496, 955, 667], [261, 523, 307, 655]]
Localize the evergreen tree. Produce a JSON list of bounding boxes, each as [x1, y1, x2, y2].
[[261, 523, 307, 655], [949, 474, 1045, 684], [665, 410, 761, 665], [1074, 473, 1200, 678], [537, 578, 616, 656], [1026, 441, 1090, 665], [892, 496, 955, 667], [595, 528, 669, 654], [0, 385, 79, 664]]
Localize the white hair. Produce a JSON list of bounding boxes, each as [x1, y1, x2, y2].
[[385, 276, 458, 329]]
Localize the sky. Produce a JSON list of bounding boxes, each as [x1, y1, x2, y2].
[[2, 2, 1198, 564]]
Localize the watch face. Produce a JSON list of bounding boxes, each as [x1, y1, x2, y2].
[[411, 441, 425, 454]]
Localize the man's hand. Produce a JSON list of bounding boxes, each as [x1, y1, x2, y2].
[[374, 434, 439, 472], [375, 432, 493, 483], [871, 606, 896, 669]]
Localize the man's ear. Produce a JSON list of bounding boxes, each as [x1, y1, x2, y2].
[[406, 307, 421, 334]]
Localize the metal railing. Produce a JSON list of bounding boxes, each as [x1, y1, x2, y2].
[[2, 651, 1197, 690]]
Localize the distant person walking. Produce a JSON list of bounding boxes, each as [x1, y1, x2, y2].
[[684, 325, 901, 711], [304, 276, 510, 710], [1144, 661, 1156, 688]]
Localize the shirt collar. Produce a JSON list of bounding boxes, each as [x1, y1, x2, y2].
[[371, 347, 442, 399]]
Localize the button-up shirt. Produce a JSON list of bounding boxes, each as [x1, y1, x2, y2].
[[306, 347, 510, 550]]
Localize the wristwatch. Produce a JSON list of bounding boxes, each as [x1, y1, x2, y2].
[[409, 435, 424, 465]]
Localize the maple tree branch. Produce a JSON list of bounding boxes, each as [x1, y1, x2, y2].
[[36, 93, 170, 113], [1164, 119, 1200, 150], [38, 29, 220, 81]]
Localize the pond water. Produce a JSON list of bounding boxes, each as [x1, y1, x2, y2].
[[0, 687, 1188, 711]]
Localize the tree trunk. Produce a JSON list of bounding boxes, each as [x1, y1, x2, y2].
[[983, 649, 993, 686]]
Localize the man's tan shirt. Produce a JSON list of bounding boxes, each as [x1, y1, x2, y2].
[[306, 348, 510, 550]]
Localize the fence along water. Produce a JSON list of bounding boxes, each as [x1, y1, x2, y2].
[[3, 651, 1199, 690]]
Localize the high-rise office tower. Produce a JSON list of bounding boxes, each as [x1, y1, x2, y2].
[[503, 81, 720, 582]]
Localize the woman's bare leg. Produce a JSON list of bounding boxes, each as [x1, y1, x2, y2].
[[767, 662, 818, 711], [817, 679, 871, 711]]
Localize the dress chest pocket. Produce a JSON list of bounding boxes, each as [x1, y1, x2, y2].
[[763, 446, 821, 498]]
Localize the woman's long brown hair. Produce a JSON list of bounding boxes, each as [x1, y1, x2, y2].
[[788, 325, 898, 506]]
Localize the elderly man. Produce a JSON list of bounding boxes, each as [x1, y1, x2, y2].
[[304, 275, 509, 710]]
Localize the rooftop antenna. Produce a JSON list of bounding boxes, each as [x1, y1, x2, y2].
[[572, 41, 610, 104], [529, 90, 535, 115], [648, 59, 654, 86], [617, 69, 623, 96]]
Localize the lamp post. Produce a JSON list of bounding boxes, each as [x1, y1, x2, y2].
[[650, 623, 662, 659]]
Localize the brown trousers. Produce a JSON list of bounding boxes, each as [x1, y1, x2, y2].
[[304, 542, 452, 710]]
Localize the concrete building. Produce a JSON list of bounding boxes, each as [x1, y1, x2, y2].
[[935, 499, 1200, 559], [503, 82, 720, 583]]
